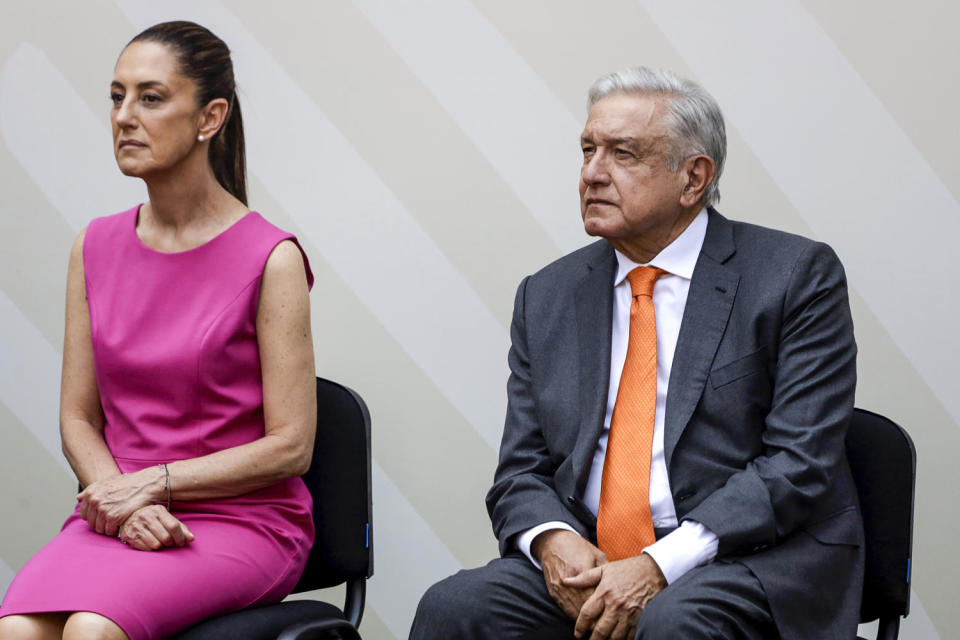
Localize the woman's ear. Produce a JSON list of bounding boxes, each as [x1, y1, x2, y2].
[[197, 97, 229, 141]]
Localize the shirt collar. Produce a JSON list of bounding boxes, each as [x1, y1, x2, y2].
[[614, 208, 708, 286]]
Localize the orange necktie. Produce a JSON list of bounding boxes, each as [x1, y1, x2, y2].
[[596, 266, 665, 561]]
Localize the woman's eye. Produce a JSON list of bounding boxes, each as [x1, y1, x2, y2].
[[110, 93, 124, 107], [142, 94, 162, 104]]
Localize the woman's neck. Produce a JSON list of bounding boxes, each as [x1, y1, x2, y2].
[[141, 154, 245, 231]]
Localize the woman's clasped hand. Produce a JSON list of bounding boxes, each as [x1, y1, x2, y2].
[[118, 505, 195, 551], [75, 467, 194, 550], [75, 467, 163, 537]]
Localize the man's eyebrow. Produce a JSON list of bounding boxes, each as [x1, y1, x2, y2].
[[580, 133, 644, 146], [581, 134, 637, 144], [579, 134, 669, 159], [615, 134, 673, 155], [603, 136, 640, 147]]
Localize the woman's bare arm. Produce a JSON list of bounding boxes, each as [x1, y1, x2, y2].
[[60, 229, 122, 488]]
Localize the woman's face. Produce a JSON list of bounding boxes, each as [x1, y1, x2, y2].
[[110, 41, 202, 178]]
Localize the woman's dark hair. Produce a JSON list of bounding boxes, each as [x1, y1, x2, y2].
[[130, 21, 247, 205]]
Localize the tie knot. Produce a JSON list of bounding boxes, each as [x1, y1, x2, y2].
[[627, 266, 666, 298]]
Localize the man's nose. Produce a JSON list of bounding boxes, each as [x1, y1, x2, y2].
[[582, 152, 610, 184]]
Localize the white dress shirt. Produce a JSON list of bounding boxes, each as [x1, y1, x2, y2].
[[517, 209, 719, 585]]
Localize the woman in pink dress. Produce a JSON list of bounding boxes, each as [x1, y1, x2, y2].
[[0, 21, 316, 640]]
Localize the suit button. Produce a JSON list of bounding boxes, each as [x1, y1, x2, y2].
[[567, 496, 577, 505]]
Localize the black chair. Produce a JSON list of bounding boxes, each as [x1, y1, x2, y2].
[[847, 408, 916, 640], [176, 377, 374, 640]]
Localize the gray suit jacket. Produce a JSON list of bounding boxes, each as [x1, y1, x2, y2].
[[486, 209, 864, 640]]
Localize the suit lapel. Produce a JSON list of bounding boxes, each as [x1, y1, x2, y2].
[[569, 243, 617, 494], [664, 211, 740, 469]]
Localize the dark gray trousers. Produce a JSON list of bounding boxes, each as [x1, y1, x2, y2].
[[409, 553, 777, 640]]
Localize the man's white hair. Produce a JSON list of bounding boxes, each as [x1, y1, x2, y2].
[[588, 67, 727, 207]]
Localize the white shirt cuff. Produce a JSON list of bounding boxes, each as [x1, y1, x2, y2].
[[642, 520, 718, 585], [517, 521, 580, 570]]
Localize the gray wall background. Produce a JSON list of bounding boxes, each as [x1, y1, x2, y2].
[[1, 1, 956, 638]]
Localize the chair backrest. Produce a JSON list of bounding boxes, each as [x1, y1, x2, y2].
[[845, 408, 916, 623], [293, 377, 373, 592]]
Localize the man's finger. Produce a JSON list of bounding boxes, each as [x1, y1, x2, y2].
[[543, 575, 579, 619], [573, 592, 603, 638], [587, 606, 620, 640], [609, 613, 633, 640], [555, 592, 580, 620], [564, 565, 602, 588], [562, 586, 592, 620]]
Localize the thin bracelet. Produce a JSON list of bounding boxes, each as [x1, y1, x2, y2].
[[157, 463, 171, 510]]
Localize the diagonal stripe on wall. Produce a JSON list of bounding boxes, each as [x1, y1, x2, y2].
[[0, 558, 13, 600], [367, 465, 463, 637], [353, 0, 588, 253], [0, 289, 69, 472], [800, 0, 960, 203]]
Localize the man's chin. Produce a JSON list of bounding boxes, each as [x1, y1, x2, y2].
[[582, 218, 617, 239]]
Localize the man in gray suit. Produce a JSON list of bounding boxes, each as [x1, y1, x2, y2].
[[410, 67, 863, 640]]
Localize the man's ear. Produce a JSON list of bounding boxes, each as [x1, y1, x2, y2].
[[197, 97, 230, 141], [680, 155, 716, 208]]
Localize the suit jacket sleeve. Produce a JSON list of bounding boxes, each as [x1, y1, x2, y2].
[[682, 241, 858, 557], [486, 276, 590, 555]]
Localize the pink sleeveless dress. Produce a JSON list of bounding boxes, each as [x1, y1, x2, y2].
[[0, 206, 315, 639]]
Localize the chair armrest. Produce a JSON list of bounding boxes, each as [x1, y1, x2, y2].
[[277, 618, 361, 640], [877, 615, 901, 640], [343, 579, 366, 628]]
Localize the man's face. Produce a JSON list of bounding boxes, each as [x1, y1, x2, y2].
[[579, 92, 689, 251]]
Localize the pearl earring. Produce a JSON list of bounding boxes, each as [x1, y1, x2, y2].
[[198, 134, 205, 142]]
